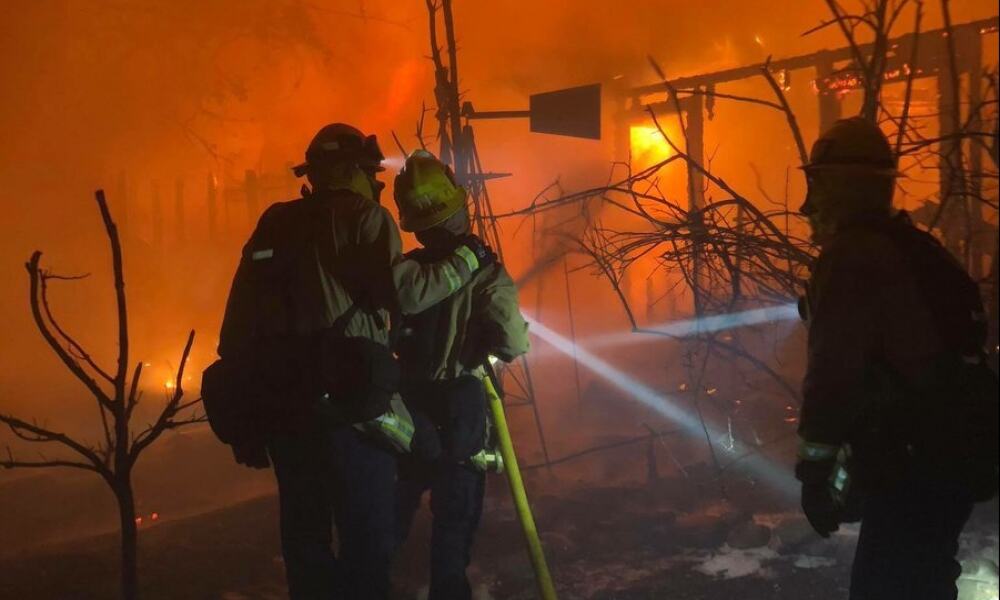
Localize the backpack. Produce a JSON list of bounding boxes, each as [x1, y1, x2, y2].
[[203, 197, 399, 448], [865, 213, 998, 501]]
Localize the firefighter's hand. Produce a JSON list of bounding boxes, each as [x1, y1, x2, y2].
[[232, 442, 270, 469], [801, 483, 840, 538], [457, 234, 497, 272]]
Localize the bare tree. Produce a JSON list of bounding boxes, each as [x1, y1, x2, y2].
[[0, 190, 204, 600], [493, 1, 998, 485]]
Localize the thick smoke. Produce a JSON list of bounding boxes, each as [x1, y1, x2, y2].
[[0, 0, 994, 436]]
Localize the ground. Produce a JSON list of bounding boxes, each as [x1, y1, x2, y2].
[[1, 468, 997, 599]]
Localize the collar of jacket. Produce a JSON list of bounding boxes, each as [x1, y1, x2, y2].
[[309, 164, 374, 202], [834, 209, 899, 235]]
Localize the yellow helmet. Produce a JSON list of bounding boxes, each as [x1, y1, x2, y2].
[[393, 150, 467, 232]]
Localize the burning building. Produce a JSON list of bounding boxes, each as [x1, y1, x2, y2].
[[1, 1, 997, 599]]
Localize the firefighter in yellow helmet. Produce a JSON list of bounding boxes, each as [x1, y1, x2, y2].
[[392, 150, 529, 599], [797, 117, 997, 599], [212, 125, 497, 600]]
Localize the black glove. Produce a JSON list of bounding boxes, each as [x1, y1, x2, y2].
[[796, 459, 840, 537], [801, 483, 841, 538], [458, 234, 497, 272], [232, 442, 270, 469]]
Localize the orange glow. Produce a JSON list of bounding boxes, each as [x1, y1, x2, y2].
[[630, 124, 676, 167], [164, 380, 175, 390]]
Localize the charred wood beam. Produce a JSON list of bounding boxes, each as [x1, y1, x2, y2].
[[626, 15, 998, 109]]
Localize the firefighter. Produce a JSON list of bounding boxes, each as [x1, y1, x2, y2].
[[216, 124, 496, 599], [391, 150, 530, 600], [796, 117, 997, 599]]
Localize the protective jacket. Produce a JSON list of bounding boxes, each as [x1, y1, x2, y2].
[[800, 214, 938, 446], [396, 247, 530, 384], [218, 187, 482, 359], [798, 211, 995, 493]]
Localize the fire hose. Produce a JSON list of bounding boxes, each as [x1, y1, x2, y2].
[[482, 366, 558, 600]]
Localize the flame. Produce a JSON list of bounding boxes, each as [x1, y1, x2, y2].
[[151, 512, 160, 521], [164, 380, 175, 390], [630, 124, 676, 167]]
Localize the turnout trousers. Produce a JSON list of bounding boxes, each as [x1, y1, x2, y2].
[[396, 375, 489, 599], [397, 456, 486, 600], [849, 477, 974, 600], [269, 425, 397, 600]]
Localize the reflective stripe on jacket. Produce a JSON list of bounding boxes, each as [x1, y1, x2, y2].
[[398, 260, 530, 383]]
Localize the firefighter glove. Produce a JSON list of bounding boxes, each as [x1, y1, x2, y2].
[[232, 442, 270, 470], [801, 482, 841, 538], [797, 458, 840, 538], [457, 234, 497, 272]]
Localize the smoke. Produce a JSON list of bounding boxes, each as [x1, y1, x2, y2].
[[0, 0, 995, 478]]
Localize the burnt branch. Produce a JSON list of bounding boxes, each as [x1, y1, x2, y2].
[[129, 330, 197, 460], [0, 414, 107, 476], [25, 252, 113, 409], [761, 56, 809, 166]]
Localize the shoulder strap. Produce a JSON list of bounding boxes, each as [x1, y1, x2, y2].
[[331, 302, 361, 338]]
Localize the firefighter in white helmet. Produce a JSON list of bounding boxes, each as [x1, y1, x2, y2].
[[392, 150, 529, 599]]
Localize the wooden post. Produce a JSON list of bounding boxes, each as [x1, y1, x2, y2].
[[684, 93, 706, 316], [965, 31, 985, 280], [685, 92, 705, 210], [206, 173, 218, 243], [174, 178, 185, 244], [815, 51, 842, 135], [937, 60, 964, 260]]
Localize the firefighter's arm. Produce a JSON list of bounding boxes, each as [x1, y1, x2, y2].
[[218, 253, 253, 358], [798, 238, 886, 469], [218, 204, 285, 358], [363, 205, 483, 315], [472, 266, 530, 363]]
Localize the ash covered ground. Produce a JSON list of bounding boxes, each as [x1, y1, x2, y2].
[[1, 430, 996, 600]]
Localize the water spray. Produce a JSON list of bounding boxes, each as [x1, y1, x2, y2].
[[525, 315, 799, 495], [531, 303, 801, 361]]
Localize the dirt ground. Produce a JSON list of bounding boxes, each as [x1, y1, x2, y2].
[[1, 470, 997, 599]]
